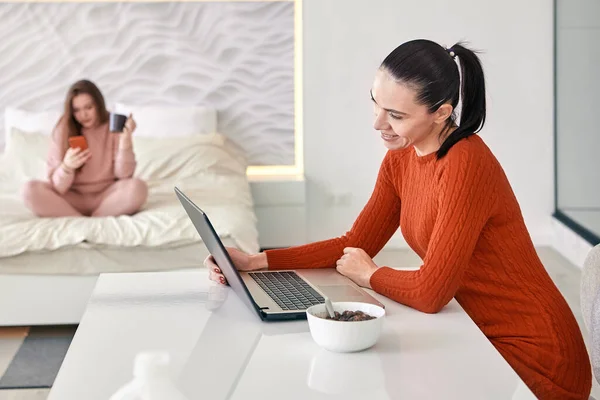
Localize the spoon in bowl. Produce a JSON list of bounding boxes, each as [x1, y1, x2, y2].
[[324, 297, 335, 318]]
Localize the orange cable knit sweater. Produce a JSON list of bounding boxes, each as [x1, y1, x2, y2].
[[265, 135, 591, 399]]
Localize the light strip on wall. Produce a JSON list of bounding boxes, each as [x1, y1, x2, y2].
[[246, 0, 303, 179], [19, 0, 291, 3]]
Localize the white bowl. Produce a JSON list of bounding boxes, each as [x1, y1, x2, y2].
[[306, 301, 385, 353]]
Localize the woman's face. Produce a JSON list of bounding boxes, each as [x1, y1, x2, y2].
[[371, 69, 445, 151], [72, 93, 99, 129]]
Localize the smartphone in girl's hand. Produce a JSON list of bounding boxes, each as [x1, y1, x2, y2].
[[68, 135, 88, 150]]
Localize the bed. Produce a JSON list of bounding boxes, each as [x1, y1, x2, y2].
[[0, 1, 295, 326], [0, 107, 260, 326]]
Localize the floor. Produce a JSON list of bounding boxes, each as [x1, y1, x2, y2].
[[0, 326, 50, 400], [0, 246, 597, 399], [563, 209, 600, 238]]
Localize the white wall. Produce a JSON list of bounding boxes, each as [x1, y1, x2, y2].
[[302, 0, 554, 248]]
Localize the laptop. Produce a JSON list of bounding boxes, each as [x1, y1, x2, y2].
[[174, 186, 384, 321]]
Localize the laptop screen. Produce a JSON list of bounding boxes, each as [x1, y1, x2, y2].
[[174, 187, 260, 319]]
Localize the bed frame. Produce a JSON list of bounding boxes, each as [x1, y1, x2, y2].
[[0, 178, 306, 326]]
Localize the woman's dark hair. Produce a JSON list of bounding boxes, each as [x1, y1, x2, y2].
[[59, 79, 109, 141], [380, 39, 486, 158]]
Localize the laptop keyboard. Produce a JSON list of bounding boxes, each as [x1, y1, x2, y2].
[[249, 271, 325, 311]]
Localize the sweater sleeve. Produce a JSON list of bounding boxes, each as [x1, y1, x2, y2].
[[47, 121, 74, 195], [265, 151, 402, 270], [369, 147, 499, 314]]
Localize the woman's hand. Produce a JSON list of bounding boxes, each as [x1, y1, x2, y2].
[[122, 114, 136, 136], [206, 247, 266, 285], [119, 114, 136, 151], [62, 147, 91, 171], [335, 247, 379, 288]]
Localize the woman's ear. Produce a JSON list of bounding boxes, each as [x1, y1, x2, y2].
[[434, 103, 453, 125]]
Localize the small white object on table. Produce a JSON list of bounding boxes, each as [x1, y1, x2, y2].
[[49, 269, 536, 400]]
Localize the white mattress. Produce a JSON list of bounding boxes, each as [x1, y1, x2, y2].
[[0, 133, 260, 270], [0, 238, 237, 275]]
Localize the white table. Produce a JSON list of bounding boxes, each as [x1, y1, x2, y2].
[[49, 270, 536, 400]]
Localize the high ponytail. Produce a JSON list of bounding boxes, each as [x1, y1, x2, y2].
[[380, 39, 487, 159], [436, 43, 486, 158]]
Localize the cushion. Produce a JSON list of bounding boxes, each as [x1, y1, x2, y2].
[[3, 107, 62, 150], [114, 103, 218, 138], [3, 128, 49, 181], [2, 127, 246, 185]]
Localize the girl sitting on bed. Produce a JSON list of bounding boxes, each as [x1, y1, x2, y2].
[[22, 79, 148, 217]]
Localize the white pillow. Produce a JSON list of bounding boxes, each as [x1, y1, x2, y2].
[[4, 107, 61, 137], [114, 103, 217, 138], [133, 133, 247, 186], [3, 107, 62, 152], [2, 128, 247, 185], [3, 128, 49, 181]]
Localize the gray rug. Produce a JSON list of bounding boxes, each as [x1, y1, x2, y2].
[[0, 326, 76, 389]]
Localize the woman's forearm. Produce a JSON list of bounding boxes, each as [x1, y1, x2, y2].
[[114, 135, 136, 178], [252, 252, 269, 270], [118, 134, 133, 151]]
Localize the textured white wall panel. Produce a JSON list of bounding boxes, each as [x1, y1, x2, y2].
[[0, 2, 295, 165]]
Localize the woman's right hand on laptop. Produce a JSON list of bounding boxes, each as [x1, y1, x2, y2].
[[206, 247, 267, 285]]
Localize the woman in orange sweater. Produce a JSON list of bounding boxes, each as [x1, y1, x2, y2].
[[208, 39, 592, 399]]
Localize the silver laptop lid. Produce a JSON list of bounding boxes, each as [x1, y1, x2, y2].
[[174, 186, 260, 318]]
